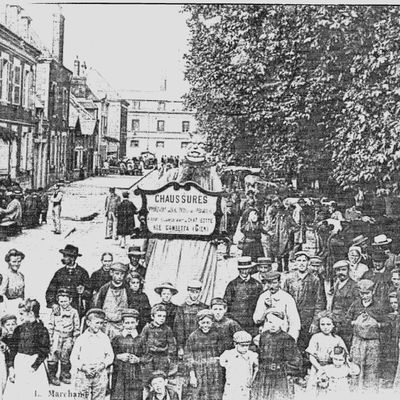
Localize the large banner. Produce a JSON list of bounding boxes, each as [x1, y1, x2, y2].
[[134, 181, 225, 240]]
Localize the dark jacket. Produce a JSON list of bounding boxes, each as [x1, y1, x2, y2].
[[89, 268, 112, 295], [45, 264, 90, 317], [146, 387, 179, 400], [95, 282, 137, 310], [116, 199, 137, 236]]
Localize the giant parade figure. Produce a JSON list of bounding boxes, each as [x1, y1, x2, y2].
[[141, 133, 223, 305]]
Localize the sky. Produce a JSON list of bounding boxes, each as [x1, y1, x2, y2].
[[20, 2, 191, 97]]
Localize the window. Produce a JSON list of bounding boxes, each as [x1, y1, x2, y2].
[[132, 101, 141, 110], [157, 120, 165, 131], [182, 121, 190, 132], [22, 70, 30, 108], [50, 83, 57, 117], [8, 61, 13, 103], [156, 141, 164, 148], [181, 141, 189, 149], [0, 59, 8, 101], [12, 65, 21, 105], [157, 101, 166, 111], [130, 140, 139, 148], [62, 88, 68, 119], [131, 119, 140, 131]]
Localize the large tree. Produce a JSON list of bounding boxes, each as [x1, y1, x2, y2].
[[183, 5, 400, 193]]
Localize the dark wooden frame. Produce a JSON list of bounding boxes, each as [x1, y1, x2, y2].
[[134, 180, 226, 241]]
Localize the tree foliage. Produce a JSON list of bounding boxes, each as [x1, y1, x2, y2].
[[183, 5, 400, 192]]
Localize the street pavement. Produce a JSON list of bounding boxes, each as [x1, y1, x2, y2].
[[0, 171, 237, 320]]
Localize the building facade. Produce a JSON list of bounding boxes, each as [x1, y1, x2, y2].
[[0, 5, 41, 188], [122, 91, 197, 160]]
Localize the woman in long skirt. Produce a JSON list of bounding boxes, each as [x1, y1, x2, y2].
[[5, 299, 50, 400]]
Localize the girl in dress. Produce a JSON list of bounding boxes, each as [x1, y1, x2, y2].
[[306, 311, 347, 394], [185, 309, 224, 400], [5, 299, 50, 400], [316, 346, 359, 399], [241, 209, 266, 263], [251, 309, 302, 400]]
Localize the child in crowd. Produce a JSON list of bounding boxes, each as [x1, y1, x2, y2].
[[306, 311, 347, 394], [70, 308, 114, 400], [48, 288, 80, 386], [111, 309, 143, 400], [0, 314, 16, 400], [185, 309, 224, 400], [6, 299, 50, 399], [220, 330, 258, 400], [127, 272, 151, 333], [173, 279, 207, 359], [146, 370, 179, 400], [316, 346, 359, 399], [154, 282, 178, 330], [251, 310, 302, 400], [141, 304, 177, 387], [211, 297, 241, 352]]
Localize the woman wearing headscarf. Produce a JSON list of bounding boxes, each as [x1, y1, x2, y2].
[[347, 246, 369, 282]]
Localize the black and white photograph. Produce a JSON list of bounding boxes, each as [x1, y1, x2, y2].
[[0, 1, 398, 399]]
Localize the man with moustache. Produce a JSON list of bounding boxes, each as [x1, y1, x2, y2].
[[46, 245, 91, 318]]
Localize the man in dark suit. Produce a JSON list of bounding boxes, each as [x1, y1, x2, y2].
[[330, 259, 358, 348], [45, 244, 91, 318]]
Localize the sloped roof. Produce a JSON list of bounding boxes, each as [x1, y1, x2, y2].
[[86, 67, 121, 100]]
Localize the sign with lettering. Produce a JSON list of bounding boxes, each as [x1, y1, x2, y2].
[[134, 181, 225, 240]]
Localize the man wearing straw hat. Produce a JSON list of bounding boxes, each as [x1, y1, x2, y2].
[[224, 256, 263, 335]]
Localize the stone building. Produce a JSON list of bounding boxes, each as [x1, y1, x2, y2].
[[120, 87, 197, 160], [0, 4, 41, 188], [35, 10, 72, 186]]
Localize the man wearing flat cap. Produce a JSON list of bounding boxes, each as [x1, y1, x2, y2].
[[363, 250, 392, 312], [46, 245, 90, 318], [252, 257, 273, 288], [224, 257, 263, 335], [173, 279, 207, 358], [94, 262, 137, 339], [345, 279, 388, 391], [283, 251, 325, 363], [253, 271, 301, 341]]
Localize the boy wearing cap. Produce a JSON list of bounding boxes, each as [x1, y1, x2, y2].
[[147, 370, 179, 400], [111, 309, 143, 400], [252, 257, 273, 288], [141, 304, 177, 386], [95, 262, 135, 339], [345, 279, 388, 391], [219, 331, 258, 400], [70, 309, 114, 400], [154, 282, 178, 330], [211, 297, 241, 352], [253, 271, 301, 341], [224, 257, 263, 336], [173, 279, 207, 358], [47, 288, 80, 386]]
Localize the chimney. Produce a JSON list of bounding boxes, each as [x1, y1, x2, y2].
[[52, 7, 65, 64], [74, 55, 80, 76], [81, 61, 87, 77], [19, 14, 32, 42], [5, 4, 22, 34]]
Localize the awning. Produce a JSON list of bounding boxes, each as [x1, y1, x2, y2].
[[103, 135, 120, 143], [80, 119, 98, 136], [0, 126, 16, 143]]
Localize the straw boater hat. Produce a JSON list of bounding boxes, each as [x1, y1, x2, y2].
[[254, 257, 273, 268], [372, 234, 392, 246], [154, 282, 178, 296], [237, 256, 254, 269], [187, 279, 203, 290], [127, 246, 145, 257], [352, 235, 369, 247]]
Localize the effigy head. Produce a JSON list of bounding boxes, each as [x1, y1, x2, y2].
[[185, 133, 207, 164]]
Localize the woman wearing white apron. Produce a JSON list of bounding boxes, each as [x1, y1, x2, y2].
[[0, 250, 25, 316], [4, 299, 50, 400]]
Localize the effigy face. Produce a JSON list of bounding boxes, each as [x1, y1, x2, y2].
[[185, 135, 207, 164]]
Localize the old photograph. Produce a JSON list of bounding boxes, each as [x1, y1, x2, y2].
[[0, 1, 398, 399]]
